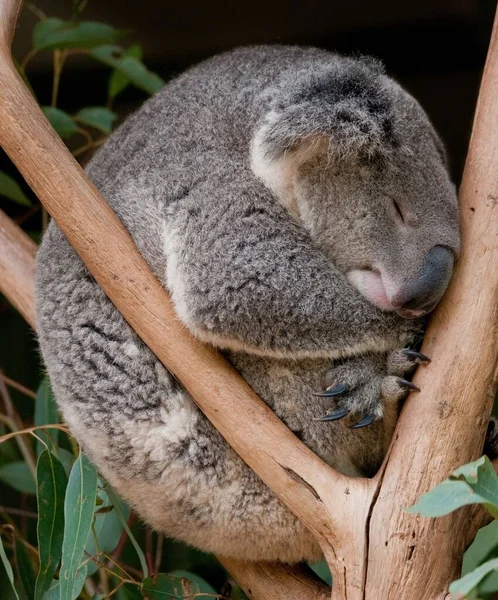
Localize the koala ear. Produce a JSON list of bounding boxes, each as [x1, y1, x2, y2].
[[252, 59, 397, 167]]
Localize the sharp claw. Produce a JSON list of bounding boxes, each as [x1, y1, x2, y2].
[[350, 413, 376, 429], [402, 349, 431, 364], [313, 408, 350, 422], [397, 378, 420, 392], [313, 383, 348, 398]]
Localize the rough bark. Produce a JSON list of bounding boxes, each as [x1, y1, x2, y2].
[[0, 1, 497, 598]]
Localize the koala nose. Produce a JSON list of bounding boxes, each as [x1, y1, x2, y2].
[[393, 245, 454, 318]]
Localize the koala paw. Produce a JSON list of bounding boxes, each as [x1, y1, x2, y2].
[[314, 349, 430, 428]]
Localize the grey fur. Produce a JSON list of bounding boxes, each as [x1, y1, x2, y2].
[[35, 46, 460, 563]]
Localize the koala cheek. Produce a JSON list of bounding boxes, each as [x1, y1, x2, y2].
[[347, 269, 393, 311]]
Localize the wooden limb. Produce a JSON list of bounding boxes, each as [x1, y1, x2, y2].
[[218, 558, 330, 600], [1, 0, 497, 598], [365, 8, 498, 599], [0, 208, 36, 328]]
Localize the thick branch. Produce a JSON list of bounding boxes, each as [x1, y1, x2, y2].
[[0, 209, 36, 327], [0, 0, 21, 50], [219, 558, 330, 600], [365, 9, 498, 599]]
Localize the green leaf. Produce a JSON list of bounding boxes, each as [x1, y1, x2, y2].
[[34, 377, 59, 456], [75, 107, 118, 134], [406, 456, 498, 519], [0, 171, 32, 206], [33, 18, 122, 51], [142, 572, 217, 599], [0, 534, 20, 600], [0, 461, 36, 495], [41, 566, 87, 600], [14, 540, 35, 599], [142, 574, 182, 599], [92, 45, 165, 95], [105, 484, 148, 577], [42, 107, 78, 139], [108, 43, 142, 99], [449, 558, 498, 599], [85, 485, 127, 576], [59, 452, 98, 600], [168, 570, 217, 598], [34, 449, 67, 600], [55, 448, 76, 476]]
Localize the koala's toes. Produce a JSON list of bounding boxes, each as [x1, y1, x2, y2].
[[350, 413, 376, 429], [314, 371, 383, 427], [380, 375, 420, 403], [387, 348, 430, 377], [484, 418, 498, 459], [313, 383, 348, 398]]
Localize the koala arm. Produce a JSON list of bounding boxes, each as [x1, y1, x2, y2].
[[163, 171, 413, 360]]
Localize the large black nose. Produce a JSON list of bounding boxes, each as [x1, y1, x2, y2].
[[394, 246, 454, 318]]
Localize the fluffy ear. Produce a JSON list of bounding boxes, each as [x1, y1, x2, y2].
[[252, 58, 398, 167]]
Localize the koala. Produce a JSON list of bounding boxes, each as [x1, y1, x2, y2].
[[36, 46, 460, 564]]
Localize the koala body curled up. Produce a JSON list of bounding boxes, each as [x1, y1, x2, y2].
[[36, 46, 460, 563]]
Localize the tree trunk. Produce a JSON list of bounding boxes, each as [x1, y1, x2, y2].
[[0, 1, 497, 598]]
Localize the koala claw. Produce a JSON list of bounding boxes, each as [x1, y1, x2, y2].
[[350, 413, 376, 429], [396, 378, 420, 392], [313, 407, 350, 422], [401, 349, 431, 364], [313, 383, 348, 398]]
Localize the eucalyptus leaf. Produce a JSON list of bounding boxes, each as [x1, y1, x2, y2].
[[105, 484, 148, 577], [0, 461, 36, 495], [41, 566, 87, 600], [75, 107, 118, 134], [34, 377, 59, 456], [59, 453, 97, 600], [168, 570, 217, 598], [56, 448, 76, 476], [449, 557, 498, 599], [33, 18, 122, 51], [406, 456, 498, 519], [142, 574, 182, 599], [0, 534, 20, 600], [42, 107, 78, 139], [85, 487, 127, 576], [108, 43, 142, 99], [0, 171, 32, 206], [92, 45, 165, 95], [34, 449, 67, 600]]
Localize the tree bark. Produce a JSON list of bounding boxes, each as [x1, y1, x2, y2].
[[0, 1, 497, 598]]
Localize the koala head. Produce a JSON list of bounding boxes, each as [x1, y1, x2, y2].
[[251, 56, 459, 318]]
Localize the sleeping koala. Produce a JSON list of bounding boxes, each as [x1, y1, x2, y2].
[[36, 46, 460, 563]]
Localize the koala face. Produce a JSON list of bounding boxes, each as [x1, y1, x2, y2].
[[295, 133, 459, 318], [252, 57, 460, 318]]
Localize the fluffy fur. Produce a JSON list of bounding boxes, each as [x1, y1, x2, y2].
[[35, 46, 460, 563]]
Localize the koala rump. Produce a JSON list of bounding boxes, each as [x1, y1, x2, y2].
[[35, 45, 459, 563]]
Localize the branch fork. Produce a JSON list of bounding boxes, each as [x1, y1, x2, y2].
[[1, 1, 497, 598]]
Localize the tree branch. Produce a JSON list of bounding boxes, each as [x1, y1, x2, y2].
[[0, 208, 36, 328], [365, 8, 498, 598], [1, 1, 497, 598]]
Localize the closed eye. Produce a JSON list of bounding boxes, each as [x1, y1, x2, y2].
[[391, 198, 405, 224]]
